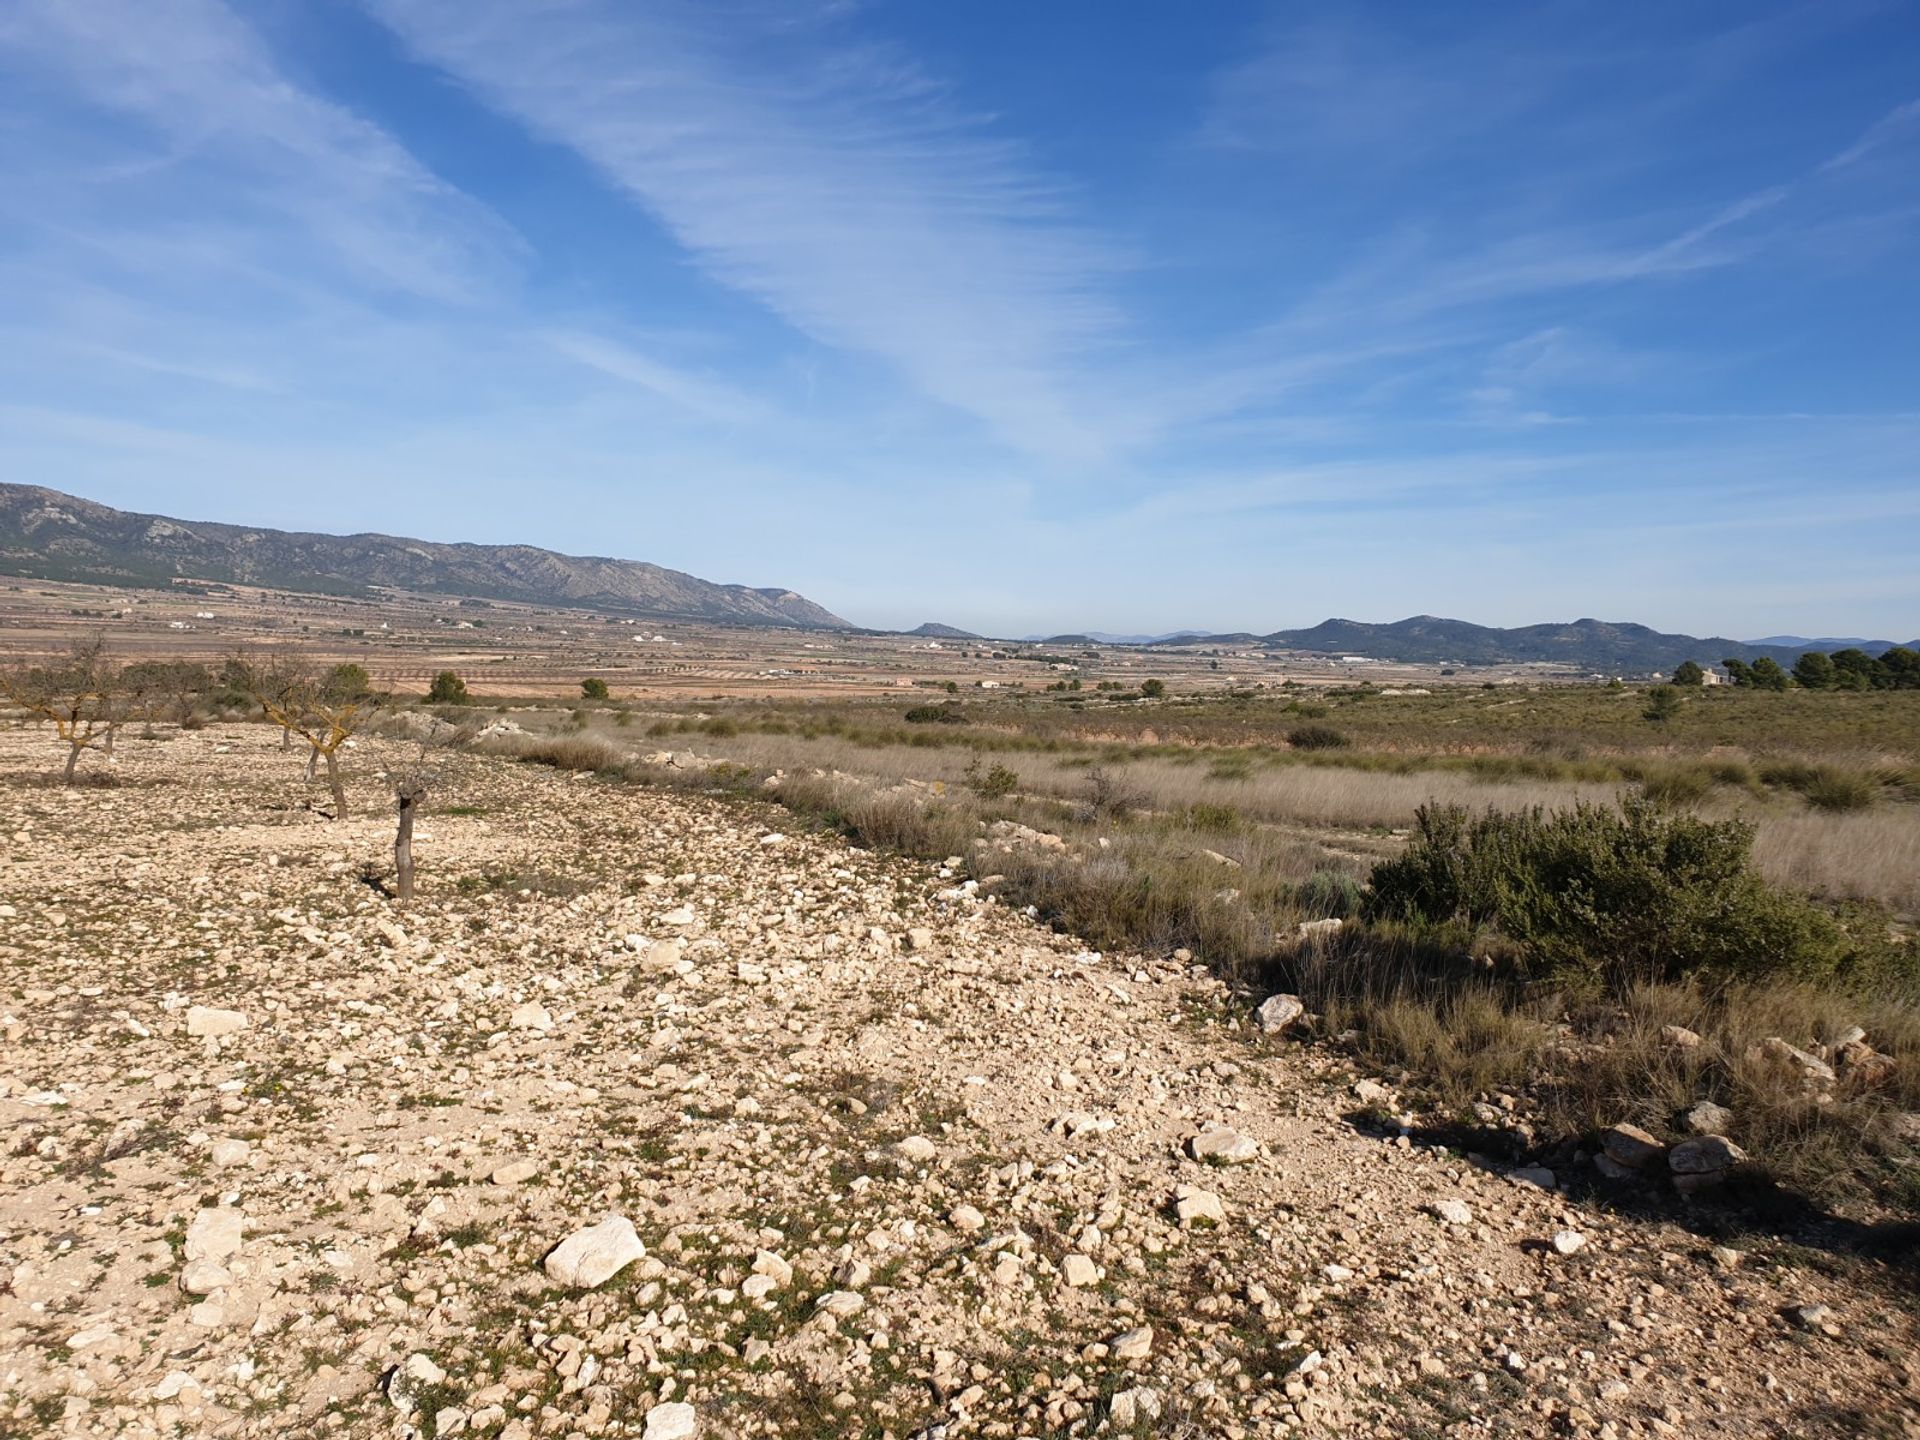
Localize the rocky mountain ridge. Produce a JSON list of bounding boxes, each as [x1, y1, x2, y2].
[[0, 484, 849, 629]]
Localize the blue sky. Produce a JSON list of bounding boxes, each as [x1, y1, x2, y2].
[[2, 1, 1916, 638]]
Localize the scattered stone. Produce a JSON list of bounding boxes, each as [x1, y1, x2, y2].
[[1680, 1100, 1733, 1136], [1431, 1199, 1474, 1226], [1060, 1253, 1098, 1287], [1108, 1387, 1161, 1427], [1599, 1123, 1666, 1169], [816, 1291, 866, 1319], [1748, 1037, 1835, 1085], [208, 1137, 251, 1168], [895, 1135, 938, 1163], [949, 1205, 986, 1234], [644, 1401, 699, 1440], [1255, 993, 1305, 1034], [386, 1354, 447, 1413], [1551, 1230, 1586, 1256], [1110, 1326, 1154, 1361], [544, 1216, 646, 1288], [1187, 1126, 1259, 1165], [1509, 1165, 1556, 1191], [180, 1259, 231, 1295], [509, 1001, 553, 1032], [491, 1158, 539, 1186], [1669, 1135, 1748, 1193], [185, 1005, 247, 1038], [185, 1206, 244, 1264], [1173, 1185, 1225, 1226], [1793, 1304, 1840, 1336]]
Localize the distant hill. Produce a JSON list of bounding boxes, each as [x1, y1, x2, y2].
[[1022, 630, 1211, 646], [1746, 635, 1901, 653], [1154, 615, 1917, 672], [908, 622, 983, 640], [0, 484, 850, 629]]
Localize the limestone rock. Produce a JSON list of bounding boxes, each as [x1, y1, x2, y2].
[[1111, 1326, 1154, 1361], [1187, 1126, 1259, 1165], [644, 1401, 699, 1439], [1173, 1184, 1225, 1226], [185, 1206, 244, 1264], [1599, 1123, 1666, 1169], [185, 1006, 247, 1038], [509, 1001, 553, 1032], [1680, 1100, 1733, 1135], [1060, 1253, 1098, 1287], [1255, 993, 1305, 1034], [544, 1216, 646, 1288]]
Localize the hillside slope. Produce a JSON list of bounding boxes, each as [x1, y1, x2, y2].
[[0, 484, 849, 628]]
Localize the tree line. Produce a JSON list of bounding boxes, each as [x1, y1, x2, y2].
[[1703, 646, 1920, 691]]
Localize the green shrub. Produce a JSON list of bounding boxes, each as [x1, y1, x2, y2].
[[580, 677, 610, 701], [426, 670, 469, 705], [1184, 802, 1241, 832], [1365, 798, 1846, 986], [1296, 868, 1363, 919], [1288, 723, 1350, 751], [965, 756, 1019, 799], [904, 702, 965, 724]]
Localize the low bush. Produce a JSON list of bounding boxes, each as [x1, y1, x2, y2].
[[1288, 723, 1350, 751], [1295, 868, 1363, 918], [1802, 768, 1877, 813], [966, 756, 1019, 799], [1365, 798, 1847, 986], [904, 702, 966, 724]]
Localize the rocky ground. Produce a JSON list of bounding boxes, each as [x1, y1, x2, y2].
[[2, 724, 1916, 1440]]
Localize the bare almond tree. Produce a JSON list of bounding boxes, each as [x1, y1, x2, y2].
[[233, 653, 383, 818], [0, 634, 123, 783]]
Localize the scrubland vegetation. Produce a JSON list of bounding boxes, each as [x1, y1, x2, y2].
[[6, 654, 1918, 1216], [471, 681, 1920, 1216]]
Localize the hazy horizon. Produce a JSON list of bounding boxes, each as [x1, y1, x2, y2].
[[2, 2, 1916, 638]]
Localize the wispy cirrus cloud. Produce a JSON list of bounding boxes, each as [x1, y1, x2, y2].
[[364, 0, 1126, 465], [0, 0, 521, 302]]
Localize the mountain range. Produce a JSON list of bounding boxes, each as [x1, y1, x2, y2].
[[0, 484, 848, 629], [1147, 616, 1918, 673]]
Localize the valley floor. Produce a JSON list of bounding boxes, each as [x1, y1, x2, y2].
[[1, 727, 1915, 1438]]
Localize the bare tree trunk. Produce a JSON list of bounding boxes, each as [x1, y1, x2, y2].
[[282, 724, 293, 751], [63, 742, 80, 784], [305, 745, 320, 781], [394, 783, 424, 901], [324, 748, 347, 818]]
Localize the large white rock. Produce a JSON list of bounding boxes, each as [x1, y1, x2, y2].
[[644, 1402, 699, 1440], [543, 1216, 646, 1288], [1110, 1325, 1154, 1361], [185, 1006, 247, 1038], [1173, 1185, 1225, 1226], [185, 1207, 244, 1263], [1188, 1127, 1259, 1165], [1255, 994, 1304, 1034], [509, 1001, 553, 1032]]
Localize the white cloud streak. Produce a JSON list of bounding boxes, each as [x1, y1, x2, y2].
[[364, 0, 1125, 464], [0, 0, 521, 301]]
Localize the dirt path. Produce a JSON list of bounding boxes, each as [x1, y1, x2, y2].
[[1, 726, 1914, 1438]]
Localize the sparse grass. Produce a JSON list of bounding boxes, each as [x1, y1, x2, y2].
[[479, 689, 1920, 1213]]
